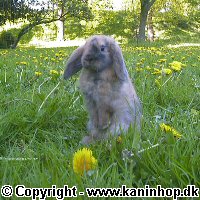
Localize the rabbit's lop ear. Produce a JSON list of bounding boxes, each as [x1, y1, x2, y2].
[[64, 46, 84, 80], [110, 41, 128, 81]]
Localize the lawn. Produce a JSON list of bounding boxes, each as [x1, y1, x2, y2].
[[0, 41, 199, 199]]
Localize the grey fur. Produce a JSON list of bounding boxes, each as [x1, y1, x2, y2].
[[64, 35, 142, 144]]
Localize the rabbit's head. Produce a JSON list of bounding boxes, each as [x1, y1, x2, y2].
[[64, 35, 128, 81]]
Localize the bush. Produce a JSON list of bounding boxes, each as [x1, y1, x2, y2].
[[0, 31, 16, 49]]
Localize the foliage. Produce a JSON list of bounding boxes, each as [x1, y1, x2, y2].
[[0, 0, 46, 25], [0, 0, 199, 46], [151, 0, 200, 38], [0, 41, 199, 191], [0, 31, 16, 48], [64, 9, 139, 40]]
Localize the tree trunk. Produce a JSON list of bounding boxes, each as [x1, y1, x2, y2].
[[57, 19, 65, 41], [11, 18, 62, 49], [147, 9, 155, 41], [138, 0, 156, 41], [11, 23, 38, 49], [57, 6, 65, 41], [138, 5, 149, 40]]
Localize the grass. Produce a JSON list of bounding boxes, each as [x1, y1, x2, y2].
[[0, 41, 199, 199]]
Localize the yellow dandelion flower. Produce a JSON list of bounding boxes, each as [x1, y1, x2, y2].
[[73, 148, 97, 176], [145, 66, 151, 70], [160, 123, 182, 139], [169, 61, 184, 71], [136, 67, 143, 72], [117, 136, 122, 143], [136, 62, 142, 67], [171, 129, 182, 139], [20, 61, 27, 65], [44, 57, 48, 61], [152, 68, 161, 75], [158, 59, 167, 63], [160, 123, 172, 132], [50, 70, 59, 75], [51, 58, 56, 62], [156, 51, 162, 55], [35, 71, 42, 76], [162, 68, 172, 75], [181, 57, 186, 60]]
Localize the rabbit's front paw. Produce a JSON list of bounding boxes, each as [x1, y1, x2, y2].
[[80, 136, 94, 145]]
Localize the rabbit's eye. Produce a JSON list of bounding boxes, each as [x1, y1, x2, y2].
[[100, 46, 105, 52]]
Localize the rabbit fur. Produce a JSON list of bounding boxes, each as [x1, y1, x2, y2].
[[64, 35, 142, 144]]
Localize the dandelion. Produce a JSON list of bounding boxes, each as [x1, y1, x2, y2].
[[73, 148, 97, 176], [160, 123, 182, 139], [33, 59, 38, 63], [169, 61, 185, 71], [152, 68, 172, 75], [20, 61, 27, 65], [171, 129, 182, 138], [181, 57, 186, 60], [136, 62, 142, 67], [50, 70, 59, 75], [51, 58, 56, 62], [160, 123, 172, 132], [117, 136, 122, 143], [136, 67, 143, 72], [35, 71, 42, 76], [145, 66, 151, 70], [158, 59, 167, 63], [162, 68, 172, 75], [152, 68, 161, 75], [156, 51, 162, 55]]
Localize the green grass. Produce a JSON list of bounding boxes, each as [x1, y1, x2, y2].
[[0, 41, 199, 199]]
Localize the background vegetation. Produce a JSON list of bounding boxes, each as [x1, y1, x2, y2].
[[0, 0, 199, 48]]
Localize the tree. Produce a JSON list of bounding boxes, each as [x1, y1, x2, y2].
[[0, 0, 92, 48], [57, 4, 65, 41], [138, 0, 156, 40], [0, 0, 29, 25]]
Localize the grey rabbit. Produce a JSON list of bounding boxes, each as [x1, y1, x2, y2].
[[64, 35, 142, 144]]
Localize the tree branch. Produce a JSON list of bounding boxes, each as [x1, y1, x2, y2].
[[11, 12, 68, 49]]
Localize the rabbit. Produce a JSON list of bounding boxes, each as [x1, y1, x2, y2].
[[64, 35, 142, 145]]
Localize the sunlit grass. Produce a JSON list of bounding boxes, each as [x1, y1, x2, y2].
[[0, 41, 199, 197]]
